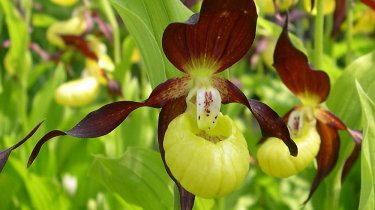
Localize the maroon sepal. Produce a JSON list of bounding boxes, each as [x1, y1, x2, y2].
[[214, 77, 298, 156], [274, 18, 330, 105], [314, 109, 346, 130], [0, 122, 43, 173], [305, 120, 340, 203], [158, 97, 195, 210], [28, 77, 190, 166], [331, 0, 346, 37], [162, 0, 257, 73], [60, 35, 98, 61], [361, 0, 375, 10]]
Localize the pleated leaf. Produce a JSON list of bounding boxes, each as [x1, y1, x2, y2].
[[357, 82, 375, 210], [327, 50, 375, 128], [89, 147, 173, 210], [110, 0, 192, 86]]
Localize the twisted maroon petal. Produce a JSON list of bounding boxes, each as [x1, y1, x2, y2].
[[0, 122, 43, 173], [314, 109, 363, 181], [28, 77, 190, 166], [162, 0, 257, 73], [213, 77, 297, 156], [305, 120, 340, 203]]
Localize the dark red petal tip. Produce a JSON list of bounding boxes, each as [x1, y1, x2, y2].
[[342, 129, 362, 181], [274, 18, 330, 105], [248, 99, 298, 156], [0, 149, 12, 173], [305, 121, 340, 203], [0, 121, 43, 172], [157, 97, 194, 210], [214, 77, 297, 156], [162, 0, 257, 73]]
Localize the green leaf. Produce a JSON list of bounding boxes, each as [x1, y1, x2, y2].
[[193, 197, 215, 210], [0, 0, 31, 81], [110, 0, 192, 87], [89, 147, 173, 210], [32, 13, 56, 28], [257, 17, 307, 55], [29, 63, 65, 126], [357, 82, 375, 210], [327, 50, 375, 128], [0, 65, 3, 94], [9, 158, 70, 210]]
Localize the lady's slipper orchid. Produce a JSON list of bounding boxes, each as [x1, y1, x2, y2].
[[1, 0, 298, 209], [47, 12, 88, 48], [54, 35, 116, 107], [256, 19, 363, 202]]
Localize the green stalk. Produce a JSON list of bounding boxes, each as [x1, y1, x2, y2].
[[345, 1, 353, 65], [217, 197, 225, 210], [0, 66, 3, 94], [323, 2, 354, 209], [313, 0, 324, 69], [174, 185, 180, 210], [99, 0, 121, 64], [323, 173, 341, 210]]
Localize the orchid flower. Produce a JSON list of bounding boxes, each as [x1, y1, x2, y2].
[[1, 0, 298, 209], [54, 35, 116, 107], [47, 10, 88, 48], [256, 19, 363, 203]]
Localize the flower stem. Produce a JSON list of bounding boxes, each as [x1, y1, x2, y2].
[[345, 1, 353, 65], [99, 0, 121, 64], [218, 197, 225, 210], [323, 174, 341, 210], [174, 185, 180, 210], [313, 0, 324, 69]]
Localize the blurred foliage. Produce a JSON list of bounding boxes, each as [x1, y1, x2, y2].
[[0, 0, 374, 209]]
